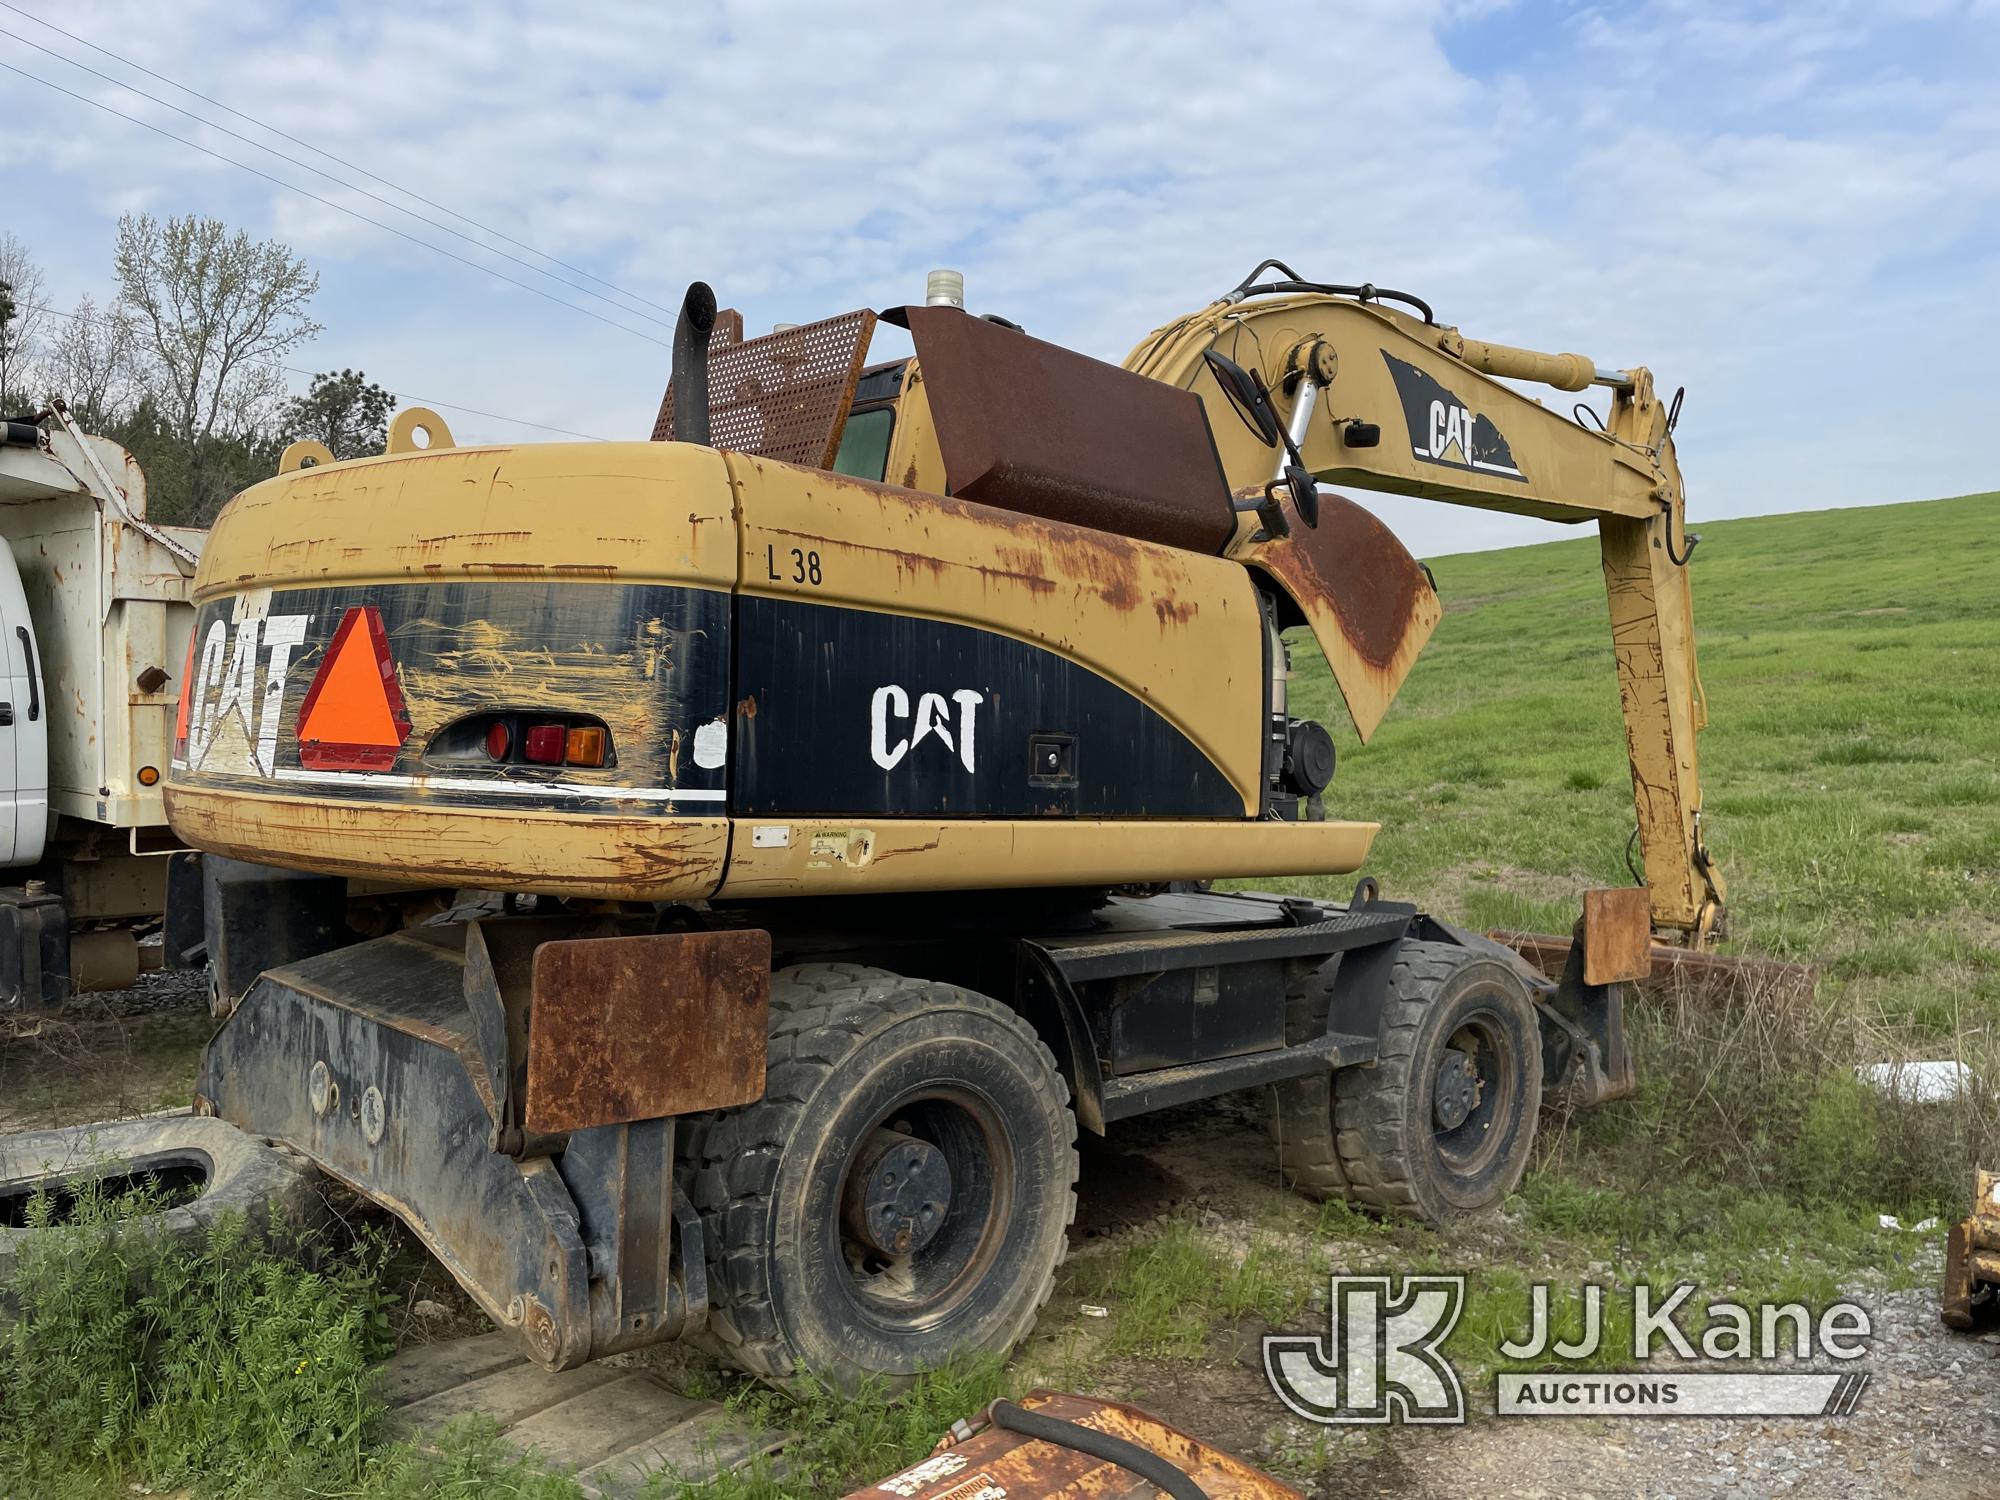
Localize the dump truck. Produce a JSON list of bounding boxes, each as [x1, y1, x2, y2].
[[0, 400, 203, 1009], [164, 262, 1725, 1389]]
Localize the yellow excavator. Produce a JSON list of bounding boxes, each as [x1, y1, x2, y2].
[[166, 261, 1724, 1389]]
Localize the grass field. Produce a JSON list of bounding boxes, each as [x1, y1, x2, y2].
[[1284, 490, 2000, 1040]]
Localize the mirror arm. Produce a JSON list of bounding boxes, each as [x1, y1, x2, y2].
[[1257, 367, 1322, 530]]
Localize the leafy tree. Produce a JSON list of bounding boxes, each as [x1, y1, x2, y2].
[[114, 213, 321, 523], [279, 368, 395, 460], [104, 397, 282, 529]]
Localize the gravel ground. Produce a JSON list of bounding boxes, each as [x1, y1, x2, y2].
[[1252, 1283, 2000, 1499], [92, 959, 212, 1017]]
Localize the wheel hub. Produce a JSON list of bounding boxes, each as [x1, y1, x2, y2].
[[842, 1129, 953, 1256], [1433, 1048, 1481, 1131]]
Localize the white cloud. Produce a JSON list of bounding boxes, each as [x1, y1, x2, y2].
[[0, 0, 1993, 559]]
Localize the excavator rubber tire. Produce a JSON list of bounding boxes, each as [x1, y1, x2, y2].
[[0, 1114, 321, 1290], [1331, 940, 1543, 1223], [681, 963, 1077, 1392], [1270, 957, 1355, 1202]]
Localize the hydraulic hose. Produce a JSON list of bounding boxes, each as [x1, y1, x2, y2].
[[986, 1399, 1209, 1500]]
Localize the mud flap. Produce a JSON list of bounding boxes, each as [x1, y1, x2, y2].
[[195, 922, 713, 1369]]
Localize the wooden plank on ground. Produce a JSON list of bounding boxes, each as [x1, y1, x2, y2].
[[378, 1333, 784, 1492]]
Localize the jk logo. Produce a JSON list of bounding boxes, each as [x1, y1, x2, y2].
[[1263, 1275, 1466, 1425]]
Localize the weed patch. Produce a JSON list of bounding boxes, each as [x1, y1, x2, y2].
[[680, 1359, 1009, 1499], [0, 1178, 393, 1497]]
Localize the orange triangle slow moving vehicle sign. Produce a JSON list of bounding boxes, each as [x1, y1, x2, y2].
[[295, 606, 412, 771]]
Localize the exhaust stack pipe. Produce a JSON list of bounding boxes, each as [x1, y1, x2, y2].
[[672, 281, 718, 445]]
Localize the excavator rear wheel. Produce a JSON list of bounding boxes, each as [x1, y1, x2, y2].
[[681, 963, 1077, 1392], [1332, 941, 1543, 1223]]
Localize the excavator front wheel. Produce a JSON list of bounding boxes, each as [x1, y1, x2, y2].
[[1334, 940, 1543, 1222], [682, 963, 1077, 1392], [1277, 940, 1542, 1223]]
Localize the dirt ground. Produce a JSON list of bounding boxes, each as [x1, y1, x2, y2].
[[0, 965, 211, 1132], [5, 978, 1995, 1499]]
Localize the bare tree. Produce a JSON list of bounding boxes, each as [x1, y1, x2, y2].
[[41, 295, 136, 428], [0, 233, 50, 406], [113, 213, 321, 519]]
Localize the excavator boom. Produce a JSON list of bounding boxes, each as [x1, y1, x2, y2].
[[1124, 275, 1724, 946]]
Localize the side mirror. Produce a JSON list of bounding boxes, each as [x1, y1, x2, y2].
[[1287, 468, 1320, 528], [1201, 350, 1283, 449]]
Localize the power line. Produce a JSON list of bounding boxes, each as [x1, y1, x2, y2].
[[0, 0, 680, 322], [0, 60, 673, 350], [0, 21, 676, 331], [25, 301, 614, 442]]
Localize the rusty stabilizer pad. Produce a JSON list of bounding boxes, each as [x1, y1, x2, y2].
[[196, 920, 738, 1370], [851, 1390, 1301, 1499]]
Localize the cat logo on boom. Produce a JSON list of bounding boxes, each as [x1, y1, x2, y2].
[[1382, 351, 1527, 483]]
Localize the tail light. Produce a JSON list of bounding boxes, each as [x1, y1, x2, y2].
[[428, 711, 614, 770], [522, 725, 566, 765]]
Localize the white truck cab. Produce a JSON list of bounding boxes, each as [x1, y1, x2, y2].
[[0, 405, 203, 1007], [0, 533, 49, 868]]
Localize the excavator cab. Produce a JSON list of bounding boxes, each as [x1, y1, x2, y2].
[[827, 361, 908, 482]]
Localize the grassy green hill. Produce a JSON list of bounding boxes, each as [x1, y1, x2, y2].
[[1284, 491, 2000, 1043]]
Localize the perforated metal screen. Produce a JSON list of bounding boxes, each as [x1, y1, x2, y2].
[[651, 308, 876, 469]]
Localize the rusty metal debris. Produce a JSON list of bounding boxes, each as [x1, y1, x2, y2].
[[1941, 1168, 2000, 1330], [848, 1390, 1301, 1499]]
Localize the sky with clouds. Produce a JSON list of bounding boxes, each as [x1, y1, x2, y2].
[[2, 0, 1996, 556]]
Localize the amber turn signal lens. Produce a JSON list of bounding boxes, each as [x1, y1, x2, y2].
[[137, 765, 160, 786], [564, 725, 607, 767]]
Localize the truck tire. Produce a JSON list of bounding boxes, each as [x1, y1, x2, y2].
[[0, 1115, 321, 1288], [1270, 958, 1353, 1201], [1332, 940, 1543, 1223], [682, 963, 1077, 1391]]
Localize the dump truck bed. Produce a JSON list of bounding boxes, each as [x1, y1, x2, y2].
[[0, 425, 201, 833]]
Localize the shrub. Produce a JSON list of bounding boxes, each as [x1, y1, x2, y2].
[[0, 1176, 392, 1496]]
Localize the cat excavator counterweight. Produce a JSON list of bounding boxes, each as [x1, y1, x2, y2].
[[165, 262, 1734, 1391]]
